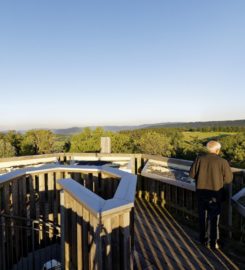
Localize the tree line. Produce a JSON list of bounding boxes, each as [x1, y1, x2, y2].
[[1, 127, 245, 168]]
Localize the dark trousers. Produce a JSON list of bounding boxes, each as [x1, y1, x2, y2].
[[197, 191, 221, 245]]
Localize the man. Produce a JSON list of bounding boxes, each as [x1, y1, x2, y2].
[[189, 140, 233, 249]]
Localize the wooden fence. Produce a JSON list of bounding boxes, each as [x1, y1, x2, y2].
[[0, 165, 137, 270]]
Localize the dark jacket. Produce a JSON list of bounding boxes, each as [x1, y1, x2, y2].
[[189, 153, 233, 191]]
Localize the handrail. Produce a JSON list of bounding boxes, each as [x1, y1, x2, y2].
[[0, 164, 137, 215]]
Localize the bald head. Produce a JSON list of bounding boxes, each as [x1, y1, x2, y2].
[[206, 141, 221, 154]]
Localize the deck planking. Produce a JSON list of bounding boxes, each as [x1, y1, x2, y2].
[[134, 198, 240, 270]]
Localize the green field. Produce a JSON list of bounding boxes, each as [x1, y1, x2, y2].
[[182, 131, 236, 141]]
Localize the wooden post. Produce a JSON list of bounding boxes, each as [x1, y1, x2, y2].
[[77, 203, 83, 270], [71, 197, 77, 269], [0, 216, 6, 270], [56, 171, 63, 226], [64, 171, 70, 179], [161, 190, 166, 208], [131, 157, 136, 175], [38, 173, 45, 243], [64, 193, 71, 270], [12, 179, 19, 262], [19, 176, 28, 256], [60, 190, 65, 269], [228, 183, 233, 239], [48, 172, 55, 238], [137, 156, 143, 174], [82, 207, 89, 270]]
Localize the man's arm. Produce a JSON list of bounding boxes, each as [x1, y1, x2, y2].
[[223, 160, 233, 184], [189, 157, 199, 180]]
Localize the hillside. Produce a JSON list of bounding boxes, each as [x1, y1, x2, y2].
[[51, 119, 245, 135], [145, 119, 245, 129], [52, 125, 139, 135], [2, 119, 243, 135]]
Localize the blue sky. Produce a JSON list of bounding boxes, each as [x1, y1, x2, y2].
[[0, 1, 244, 129]]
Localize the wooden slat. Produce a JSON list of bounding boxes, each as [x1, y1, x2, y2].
[[103, 217, 112, 269], [82, 207, 89, 270], [5, 181, 14, 268], [55, 171, 63, 226], [120, 211, 132, 270], [0, 215, 6, 270], [38, 173, 45, 243], [64, 193, 71, 270], [20, 176, 28, 257], [48, 172, 55, 238], [12, 179, 19, 263], [89, 213, 96, 269], [111, 215, 120, 269], [77, 203, 83, 270], [88, 173, 93, 193], [71, 197, 77, 269], [93, 172, 99, 195]]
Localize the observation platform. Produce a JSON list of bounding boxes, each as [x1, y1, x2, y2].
[[0, 153, 244, 270]]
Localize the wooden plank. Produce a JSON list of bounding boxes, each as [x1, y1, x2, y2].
[[28, 175, 36, 220], [77, 203, 83, 270], [64, 193, 71, 270], [160, 184, 166, 208], [103, 217, 112, 269], [12, 179, 19, 263], [0, 215, 6, 270], [111, 215, 120, 269], [38, 173, 46, 244], [73, 172, 82, 184], [48, 172, 55, 238], [89, 213, 96, 270], [55, 171, 63, 226], [98, 172, 102, 197], [119, 211, 132, 270], [4, 182, 13, 269], [93, 172, 99, 195], [20, 176, 28, 257], [88, 173, 93, 193], [71, 198, 77, 270], [60, 190, 65, 268], [83, 174, 89, 189], [82, 207, 89, 270], [101, 173, 106, 199]]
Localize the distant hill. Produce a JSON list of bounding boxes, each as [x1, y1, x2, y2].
[[52, 125, 140, 135], [146, 119, 245, 129], [52, 127, 83, 135], [1, 119, 244, 135], [51, 119, 245, 135]]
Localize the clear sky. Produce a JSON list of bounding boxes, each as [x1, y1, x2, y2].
[[0, 1, 244, 130]]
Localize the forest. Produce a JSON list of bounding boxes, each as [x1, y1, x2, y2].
[[0, 126, 245, 168]]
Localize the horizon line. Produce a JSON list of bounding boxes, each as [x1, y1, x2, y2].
[[1, 118, 245, 132]]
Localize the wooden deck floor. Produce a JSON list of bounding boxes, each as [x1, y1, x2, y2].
[[134, 198, 240, 270]]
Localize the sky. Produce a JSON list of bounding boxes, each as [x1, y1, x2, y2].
[[0, 0, 245, 130]]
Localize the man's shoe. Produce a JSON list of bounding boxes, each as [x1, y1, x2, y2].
[[199, 237, 208, 246], [210, 243, 220, 250]]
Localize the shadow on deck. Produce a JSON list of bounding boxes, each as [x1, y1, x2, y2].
[[134, 198, 240, 270]]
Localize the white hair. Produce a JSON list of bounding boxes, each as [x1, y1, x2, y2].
[[206, 141, 221, 152]]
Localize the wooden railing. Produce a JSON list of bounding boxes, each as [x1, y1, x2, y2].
[[0, 153, 143, 175], [0, 165, 137, 270], [1, 153, 245, 268]]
